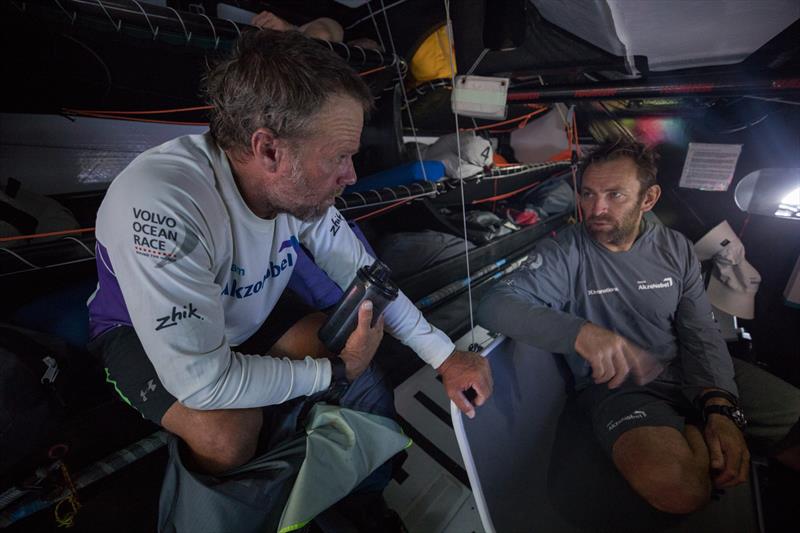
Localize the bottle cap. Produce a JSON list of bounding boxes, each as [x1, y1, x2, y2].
[[361, 261, 399, 299]]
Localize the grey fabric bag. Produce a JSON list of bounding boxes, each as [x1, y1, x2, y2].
[[158, 404, 410, 533]]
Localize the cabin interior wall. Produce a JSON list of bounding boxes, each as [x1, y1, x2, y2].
[[650, 104, 800, 387]]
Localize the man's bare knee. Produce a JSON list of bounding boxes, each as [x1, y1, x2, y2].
[[269, 312, 330, 359], [613, 426, 711, 514], [162, 402, 262, 473], [637, 460, 711, 514]]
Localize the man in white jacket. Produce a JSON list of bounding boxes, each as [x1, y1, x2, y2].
[[87, 29, 492, 483]]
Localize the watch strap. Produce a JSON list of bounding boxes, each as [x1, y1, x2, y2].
[[329, 356, 348, 383], [703, 404, 748, 429], [323, 356, 350, 404], [695, 389, 738, 409]]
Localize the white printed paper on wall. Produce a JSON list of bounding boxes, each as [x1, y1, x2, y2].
[[679, 143, 743, 191]]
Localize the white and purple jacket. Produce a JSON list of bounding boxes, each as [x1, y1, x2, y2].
[[88, 133, 454, 410]]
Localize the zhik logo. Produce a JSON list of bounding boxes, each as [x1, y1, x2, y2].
[[330, 214, 344, 237], [155, 303, 204, 331]]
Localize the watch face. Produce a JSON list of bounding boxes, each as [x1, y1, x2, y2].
[[731, 408, 748, 428]]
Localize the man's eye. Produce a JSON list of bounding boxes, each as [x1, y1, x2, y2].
[[581, 191, 593, 199], [611, 192, 624, 199]]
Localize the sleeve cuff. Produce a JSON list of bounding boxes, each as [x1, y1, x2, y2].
[[293, 356, 332, 396]]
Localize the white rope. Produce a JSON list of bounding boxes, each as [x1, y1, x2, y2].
[[346, 0, 411, 30], [54, 0, 77, 24], [376, 0, 428, 182], [129, 0, 159, 39], [199, 13, 220, 49], [444, 0, 476, 347], [221, 18, 241, 37], [365, 1, 387, 51], [378, 0, 428, 181], [0, 247, 38, 269], [466, 48, 489, 76], [61, 236, 95, 257], [165, 6, 191, 43], [0, 257, 99, 278], [0, 256, 94, 278], [94, 0, 121, 31]]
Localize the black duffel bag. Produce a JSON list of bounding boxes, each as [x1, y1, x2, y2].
[[0, 324, 88, 477]]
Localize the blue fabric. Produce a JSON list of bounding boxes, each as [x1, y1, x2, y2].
[[344, 161, 445, 194]]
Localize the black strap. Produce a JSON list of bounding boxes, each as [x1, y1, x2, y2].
[[323, 356, 350, 405], [695, 389, 738, 409]]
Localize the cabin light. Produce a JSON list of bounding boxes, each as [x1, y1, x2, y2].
[[775, 187, 800, 219]]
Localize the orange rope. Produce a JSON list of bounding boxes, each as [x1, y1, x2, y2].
[[63, 111, 207, 126], [471, 181, 541, 205], [62, 105, 212, 116], [571, 112, 581, 156], [0, 227, 96, 244], [351, 197, 412, 222], [460, 107, 548, 133], [359, 65, 388, 76]]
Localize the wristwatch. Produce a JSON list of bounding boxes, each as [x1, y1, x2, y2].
[[703, 404, 748, 429], [323, 356, 350, 404], [695, 390, 747, 429]]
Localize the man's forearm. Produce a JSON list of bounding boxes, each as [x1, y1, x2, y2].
[[477, 286, 586, 355]]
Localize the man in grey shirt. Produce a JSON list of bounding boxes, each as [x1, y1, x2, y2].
[[478, 139, 800, 514]]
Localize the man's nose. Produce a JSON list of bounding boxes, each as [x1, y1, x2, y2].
[[589, 197, 608, 217], [337, 158, 357, 187]]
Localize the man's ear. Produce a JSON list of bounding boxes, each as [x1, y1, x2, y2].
[[251, 128, 279, 172], [641, 184, 661, 212]]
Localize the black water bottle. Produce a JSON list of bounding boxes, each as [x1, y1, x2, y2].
[[318, 261, 399, 354]]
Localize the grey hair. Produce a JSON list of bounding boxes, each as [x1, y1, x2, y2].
[[204, 29, 373, 155]]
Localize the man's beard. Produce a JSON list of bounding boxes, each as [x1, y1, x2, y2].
[[265, 153, 341, 222], [585, 201, 642, 245]]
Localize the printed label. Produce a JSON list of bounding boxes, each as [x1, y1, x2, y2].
[[155, 302, 204, 331]]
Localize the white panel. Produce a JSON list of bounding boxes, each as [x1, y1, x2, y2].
[[531, 0, 800, 71]]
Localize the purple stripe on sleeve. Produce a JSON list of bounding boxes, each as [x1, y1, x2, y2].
[[87, 241, 133, 339]]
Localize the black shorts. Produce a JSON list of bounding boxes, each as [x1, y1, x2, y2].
[[576, 380, 700, 457], [88, 290, 315, 424]]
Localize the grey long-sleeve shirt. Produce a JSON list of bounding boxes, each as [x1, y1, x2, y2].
[[477, 220, 737, 396]]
